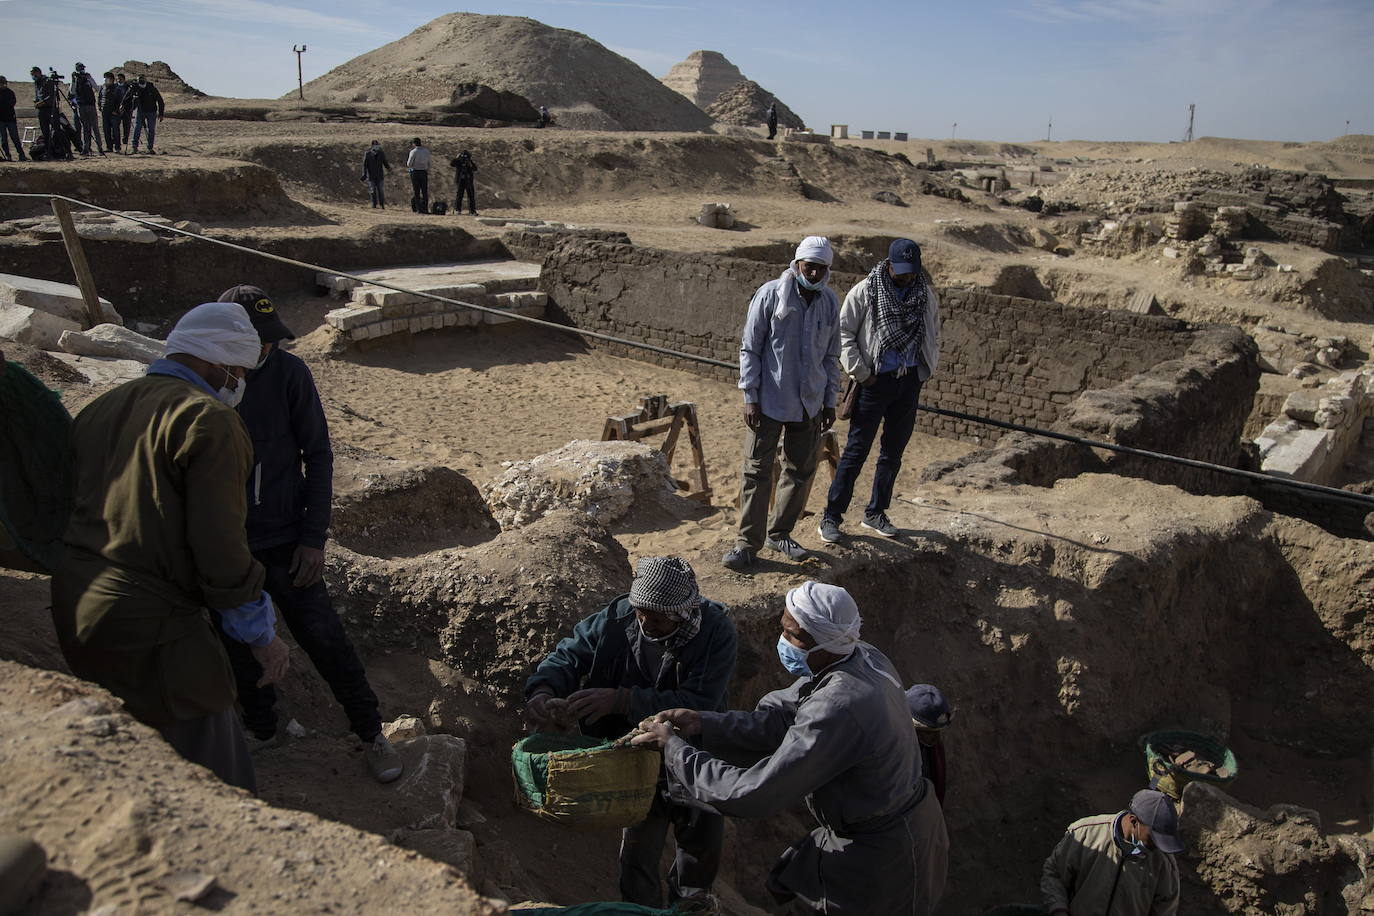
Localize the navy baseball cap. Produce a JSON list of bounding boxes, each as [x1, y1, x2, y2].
[[218, 284, 295, 343], [1130, 789, 1184, 854], [906, 684, 953, 729], [888, 238, 922, 276]]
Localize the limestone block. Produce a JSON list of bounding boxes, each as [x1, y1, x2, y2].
[[76, 223, 160, 244], [383, 715, 427, 742], [1314, 396, 1353, 430], [0, 304, 81, 349], [1260, 427, 1334, 479], [58, 323, 164, 364], [0, 273, 121, 325], [326, 306, 382, 331], [390, 734, 468, 831], [46, 353, 147, 386], [1282, 389, 1323, 423]]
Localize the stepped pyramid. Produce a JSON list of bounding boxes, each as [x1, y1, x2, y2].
[[660, 50, 746, 110]]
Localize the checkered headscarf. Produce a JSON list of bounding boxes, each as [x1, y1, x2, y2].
[[629, 557, 703, 649]]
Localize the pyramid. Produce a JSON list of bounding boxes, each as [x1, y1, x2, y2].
[[290, 13, 712, 132], [115, 61, 206, 98], [660, 50, 745, 110]]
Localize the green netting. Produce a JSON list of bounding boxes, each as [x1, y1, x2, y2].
[[512, 733, 610, 809], [1142, 729, 1238, 801], [0, 360, 73, 574]]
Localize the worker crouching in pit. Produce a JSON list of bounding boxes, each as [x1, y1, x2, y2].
[[524, 557, 739, 908], [633, 581, 949, 915]]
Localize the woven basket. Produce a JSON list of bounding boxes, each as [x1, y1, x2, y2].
[[512, 733, 661, 830], [1142, 729, 1238, 800]]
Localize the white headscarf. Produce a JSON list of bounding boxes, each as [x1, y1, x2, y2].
[[785, 580, 902, 688], [793, 235, 834, 267], [785, 581, 860, 654], [164, 302, 262, 369]]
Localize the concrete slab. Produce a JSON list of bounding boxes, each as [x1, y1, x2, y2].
[[0, 273, 121, 325], [59, 324, 164, 364], [0, 304, 82, 349], [319, 260, 541, 295]]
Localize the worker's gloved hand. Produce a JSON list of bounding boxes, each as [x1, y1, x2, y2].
[[743, 403, 762, 430], [630, 718, 674, 750], [820, 406, 836, 432], [655, 708, 702, 737], [526, 690, 556, 726], [290, 544, 326, 588], [568, 687, 625, 724], [251, 635, 290, 687]]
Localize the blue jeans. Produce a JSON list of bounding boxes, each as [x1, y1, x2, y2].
[[132, 110, 156, 150], [824, 370, 923, 521]]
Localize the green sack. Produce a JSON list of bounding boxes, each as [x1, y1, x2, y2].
[[1142, 729, 1238, 801], [512, 733, 661, 830]]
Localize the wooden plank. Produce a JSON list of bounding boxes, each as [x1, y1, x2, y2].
[[684, 404, 711, 497], [630, 415, 677, 436], [659, 411, 685, 466], [50, 199, 104, 329]]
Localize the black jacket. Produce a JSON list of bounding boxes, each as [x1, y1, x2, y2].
[[361, 146, 390, 181], [128, 82, 165, 116], [236, 348, 332, 552], [71, 72, 97, 105], [0, 87, 16, 122], [450, 153, 477, 181], [525, 596, 738, 740], [32, 75, 56, 109], [99, 82, 125, 112]]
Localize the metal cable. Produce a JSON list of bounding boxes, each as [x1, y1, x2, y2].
[[4, 191, 1371, 512]]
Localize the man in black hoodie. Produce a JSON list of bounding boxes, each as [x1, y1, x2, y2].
[[99, 71, 124, 153], [69, 62, 103, 156], [128, 74, 164, 154], [0, 76, 25, 161], [214, 285, 403, 785]]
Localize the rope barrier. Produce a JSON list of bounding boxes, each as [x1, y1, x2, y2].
[[4, 191, 1371, 513]]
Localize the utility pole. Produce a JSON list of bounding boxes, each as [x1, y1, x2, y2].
[[1046, 116, 1053, 142], [952, 121, 957, 139], [1183, 103, 1195, 143], [293, 44, 307, 100]]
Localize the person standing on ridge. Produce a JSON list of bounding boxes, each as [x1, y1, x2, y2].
[[450, 149, 478, 216], [406, 137, 431, 214], [361, 139, 391, 209]]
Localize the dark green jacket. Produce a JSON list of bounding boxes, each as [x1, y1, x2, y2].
[[51, 374, 264, 726]]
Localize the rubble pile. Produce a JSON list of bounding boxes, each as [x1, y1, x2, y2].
[[705, 80, 805, 130]]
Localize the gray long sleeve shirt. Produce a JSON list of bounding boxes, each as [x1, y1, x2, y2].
[[738, 268, 841, 423]]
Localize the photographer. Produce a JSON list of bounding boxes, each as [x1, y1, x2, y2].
[[70, 62, 103, 156], [29, 66, 56, 146]]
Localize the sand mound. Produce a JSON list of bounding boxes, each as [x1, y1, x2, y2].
[[114, 60, 206, 98], [707, 80, 805, 130], [291, 13, 712, 132]]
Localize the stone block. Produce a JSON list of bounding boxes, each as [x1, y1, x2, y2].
[[394, 828, 476, 877], [391, 734, 468, 831], [0, 304, 82, 349], [76, 223, 160, 244], [58, 323, 164, 364], [0, 273, 121, 325], [326, 306, 382, 331]]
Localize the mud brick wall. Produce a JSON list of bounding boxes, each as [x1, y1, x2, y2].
[[541, 240, 1200, 444]]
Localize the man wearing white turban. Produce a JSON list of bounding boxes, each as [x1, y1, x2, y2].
[[724, 236, 842, 572], [51, 302, 290, 794], [634, 581, 948, 914]]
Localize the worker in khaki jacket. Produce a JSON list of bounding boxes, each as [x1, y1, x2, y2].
[[1041, 789, 1183, 916]]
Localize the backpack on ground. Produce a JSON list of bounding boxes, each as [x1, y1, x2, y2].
[[431, 200, 448, 215]]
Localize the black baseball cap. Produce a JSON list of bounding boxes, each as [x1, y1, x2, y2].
[[1130, 789, 1184, 854], [888, 238, 922, 276], [217, 284, 295, 343]]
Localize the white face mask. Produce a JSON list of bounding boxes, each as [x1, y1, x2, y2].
[[216, 367, 246, 408]]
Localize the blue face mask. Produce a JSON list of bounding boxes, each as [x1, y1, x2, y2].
[[794, 265, 828, 291], [776, 635, 814, 677]]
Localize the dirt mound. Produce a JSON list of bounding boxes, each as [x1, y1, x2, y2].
[[114, 60, 206, 98], [1181, 782, 1374, 912], [706, 80, 805, 131], [0, 660, 501, 913], [292, 13, 712, 132]]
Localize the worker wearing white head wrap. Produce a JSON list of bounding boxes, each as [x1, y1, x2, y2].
[[636, 577, 949, 914], [162, 302, 262, 408], [725, 235, 843, 572]]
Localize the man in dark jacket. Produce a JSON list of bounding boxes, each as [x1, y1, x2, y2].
[[69, 62, 103, 156], [29, 66, 56, 146], [360, 140, 390, 209], [525, 557, 738, 909], [0, 76, 25, 161], [766, 102, 778, 140], [450, 149, 478, 215], [114, 73, 133, 150], [214, 284, 402, 785], [99, 71, 124, 153], [128, 74, 164, 154]]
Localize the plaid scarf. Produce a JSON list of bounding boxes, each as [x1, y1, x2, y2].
[[868, 259, 927, 368], [659, 603, 702, 654]]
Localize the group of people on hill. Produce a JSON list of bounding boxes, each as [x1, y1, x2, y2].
[[359, 137, 480, 215], [0, 233, 1186, 915], [1, 63, 166, 162]]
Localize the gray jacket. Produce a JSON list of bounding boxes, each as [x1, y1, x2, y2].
[[838, 273, 941, 384], [664, 644, 947, 913]]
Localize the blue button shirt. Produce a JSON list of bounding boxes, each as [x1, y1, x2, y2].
[[738, 271, 841, 423]]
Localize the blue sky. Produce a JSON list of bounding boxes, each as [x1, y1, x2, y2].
[[0, 0, 1369, 142]]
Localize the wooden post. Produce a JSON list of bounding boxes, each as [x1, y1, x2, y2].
[[50, 198, 104, 329]]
